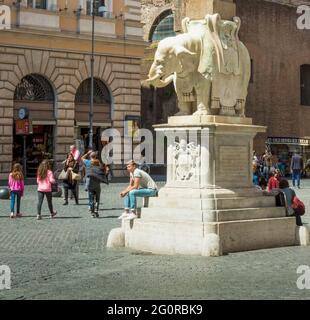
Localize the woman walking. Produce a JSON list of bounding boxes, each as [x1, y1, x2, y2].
[[8, 163, 25, 219], [37, 160, 57, 220], [63, 153, 79, 205]]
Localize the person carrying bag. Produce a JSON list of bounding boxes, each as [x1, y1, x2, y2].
[[62, 153, 79, 205], [279, 179, 304, 226]]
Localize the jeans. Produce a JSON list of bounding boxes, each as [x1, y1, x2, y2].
[[10, 191, 21, 214], [64, 187, 78, 204], [37, 192, 54, 215], [263, 166, 271, 181], [89, 187, 101, 213], [124, 189, 158, 210], [292, 170, 301, 187]]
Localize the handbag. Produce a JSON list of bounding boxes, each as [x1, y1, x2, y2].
[[58, 169, 68, 180], [292, 196, 305, 216], [51, 182, 58, 193], [71, 171, 82, 181]]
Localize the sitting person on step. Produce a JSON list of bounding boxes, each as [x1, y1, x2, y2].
[[119, 160, 158, 221]]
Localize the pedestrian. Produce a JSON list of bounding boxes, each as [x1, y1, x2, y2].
[[87, 158, 109, 218], [290, 152, 303, 188], [69, 144, 81, 201], [279, 179, 303, 226], [81, 150, 96, 211], [63, 153, 79, 205], [268, 169, 281, 192], [262, 149, 273, 181], [252, 162, 259, 186], [36, 160, 57, 220], [119, 160, 158, 221], [8, 163, 25, 219], [256, 176, 268, 191]]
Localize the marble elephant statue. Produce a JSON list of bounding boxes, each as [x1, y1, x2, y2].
[[146, 14, 251, 117]]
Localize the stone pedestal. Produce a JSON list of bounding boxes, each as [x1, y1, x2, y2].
[[112, 116, 299, 256]]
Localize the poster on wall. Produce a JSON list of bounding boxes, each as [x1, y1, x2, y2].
[[15, 119, 30, 135]]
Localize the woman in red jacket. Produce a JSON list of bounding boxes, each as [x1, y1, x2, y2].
[[268, 169, 281, 192]]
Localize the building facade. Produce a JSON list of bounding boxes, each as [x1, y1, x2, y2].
[[0, 0, 145, 179], [141, 0, 310, 168]]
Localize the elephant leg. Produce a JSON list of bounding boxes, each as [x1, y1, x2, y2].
[[175, 101, 192, 116], [193, 82, 211, 116]]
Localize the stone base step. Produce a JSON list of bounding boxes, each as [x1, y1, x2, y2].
[[140, 206, 287, 222], [149, 195, 277, 210], [124, 217, 296, 256]]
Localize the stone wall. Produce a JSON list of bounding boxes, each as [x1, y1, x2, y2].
[[236, 0, 310, 153], [141, 0, 175, 41], [0, 47, 141, 179]]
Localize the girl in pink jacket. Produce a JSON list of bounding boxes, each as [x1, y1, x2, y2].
[[36, 160, 57, 220], [8, 163, 24, 219]]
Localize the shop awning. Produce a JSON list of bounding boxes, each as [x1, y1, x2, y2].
[[267, 137, 310, 146], [31, 120, 57, 125]]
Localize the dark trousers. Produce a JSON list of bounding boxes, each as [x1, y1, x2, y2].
[[296, 214, 303, 226], [89, 187, 101, 213], [70, 183, 79, 200], [10, 191, 21, 214], [37, 192, 54, 215], [64, 187, 78, 204]]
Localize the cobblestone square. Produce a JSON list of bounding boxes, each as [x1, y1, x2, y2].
[[0, 180, 310, 300]]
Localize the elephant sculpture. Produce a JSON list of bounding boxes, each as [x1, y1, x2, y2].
[[146, 14, 251, 117]]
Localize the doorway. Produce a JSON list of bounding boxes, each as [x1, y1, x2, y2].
[[13, 125, 54, 177]]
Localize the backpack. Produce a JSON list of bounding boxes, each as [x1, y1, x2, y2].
[[292, 196, 305, 216]]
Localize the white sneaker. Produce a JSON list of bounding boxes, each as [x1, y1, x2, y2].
[[124, 213, 138, 221], [118, 212, 129, 220]]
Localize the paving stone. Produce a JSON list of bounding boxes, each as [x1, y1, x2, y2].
[[0, 180, 310, 300]]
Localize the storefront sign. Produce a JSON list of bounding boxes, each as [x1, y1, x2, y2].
[[267, 137, 310, 146], [15, 119, 30, 135]]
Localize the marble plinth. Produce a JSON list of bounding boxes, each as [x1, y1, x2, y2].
[[108, 116, 305, 256]]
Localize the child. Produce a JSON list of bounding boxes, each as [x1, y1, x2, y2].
[[37, 160, 57, 220], [8, 163, 25, 219], [268, 169, 281, 192]]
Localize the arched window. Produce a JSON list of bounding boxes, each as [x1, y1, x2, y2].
[[149, 11, 176, 42], [14, 74, 54, 101], [301, 64, 310, 106], [75, 78, 111, 104]]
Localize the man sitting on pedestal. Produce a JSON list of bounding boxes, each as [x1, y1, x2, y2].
[[119, 160, 158, 221]]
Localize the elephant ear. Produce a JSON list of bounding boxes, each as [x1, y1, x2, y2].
[[174, 46, 197, 73]]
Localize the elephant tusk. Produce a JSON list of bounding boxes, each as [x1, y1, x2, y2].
[[160, 74, 174, 86], [146, 74, 161, 83]]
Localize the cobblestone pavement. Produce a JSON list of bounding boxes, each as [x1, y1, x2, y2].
[[0, 179, 310, 300]]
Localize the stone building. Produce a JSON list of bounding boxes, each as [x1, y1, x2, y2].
[[0, 0, 145, 179], [141, 0, 310, 169]]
